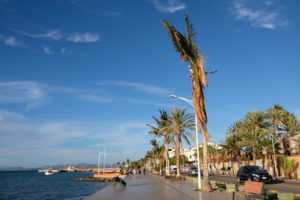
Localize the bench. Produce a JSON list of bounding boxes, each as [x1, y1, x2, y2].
[[233, 181, 263, 200]]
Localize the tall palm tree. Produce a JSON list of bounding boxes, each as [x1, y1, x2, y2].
[[260, 137, 280, 170], [147, 109, 174, 176], [266, 104, 285, 178], [282, 113, 300, 137], [162, 13, 215, 192], [240, 111, 269, 165], [150, 139, 159, 172], [157, 145, 166, 175], [281, 113, 300, 155], [167, 107, 194, 178], [221, 133, 242, 164]]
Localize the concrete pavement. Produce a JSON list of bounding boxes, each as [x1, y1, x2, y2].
[[85, 174, 233, 200]]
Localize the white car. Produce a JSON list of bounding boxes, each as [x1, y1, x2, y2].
[[188, 166, 198, 175]]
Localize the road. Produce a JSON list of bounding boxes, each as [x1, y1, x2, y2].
[[209, 175, 300, 194]]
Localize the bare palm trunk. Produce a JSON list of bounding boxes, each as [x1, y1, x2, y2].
[[159, 161, 162, 175], [272, 129, 278, 179], [202, 135, 212, 191], [166, 143, 170, 176], [252, 145, 257, 165], [192, 81, 212, 192], [176, 135, 181, 177]]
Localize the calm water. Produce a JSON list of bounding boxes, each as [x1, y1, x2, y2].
[[0, 171, 107, 200]]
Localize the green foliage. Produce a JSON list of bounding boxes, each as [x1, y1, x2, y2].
[[282, 156, 295, 171], [169, 155, 188, 165]]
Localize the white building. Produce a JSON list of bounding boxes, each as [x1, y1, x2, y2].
[[168, 142, 222, 163]]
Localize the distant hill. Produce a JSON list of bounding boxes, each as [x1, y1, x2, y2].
[[0, 163, 117, 171], [37, 163, 99, 170], [0, 166, 37, 171]]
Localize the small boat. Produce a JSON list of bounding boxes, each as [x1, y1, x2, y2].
[[45, 169, 53, 175]]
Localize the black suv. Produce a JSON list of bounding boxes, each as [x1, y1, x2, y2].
[[237, 166, 272, 183]]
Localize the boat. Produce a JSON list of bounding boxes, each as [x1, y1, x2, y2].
[[44, 169, 53, 175]]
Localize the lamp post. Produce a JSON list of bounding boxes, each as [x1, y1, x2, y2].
[[171, 95, 202, 190], [98, 152, 101, 173]]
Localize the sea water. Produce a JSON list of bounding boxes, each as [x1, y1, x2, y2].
[[0, 171, 107, 200]]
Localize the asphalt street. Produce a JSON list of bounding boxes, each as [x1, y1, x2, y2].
[[209, 175, 300, 194]]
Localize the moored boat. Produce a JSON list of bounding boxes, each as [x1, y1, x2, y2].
[[44, 169, 53, 175]]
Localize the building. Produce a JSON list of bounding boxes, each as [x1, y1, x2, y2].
[[168, 142, 222, 163]]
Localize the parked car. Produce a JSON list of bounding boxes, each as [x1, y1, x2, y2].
[[237, 166, 272, 183], [188, 166, 198, 176], [170, 167, 177, 174]]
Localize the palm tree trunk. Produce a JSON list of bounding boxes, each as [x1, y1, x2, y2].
[[202, 134, 212, 191], [165, 143, 170, 176], [176, 135, 181, 177], [159, 161, 162, 175], [192, 77, 212, 191], [252, 145, 257, 165]]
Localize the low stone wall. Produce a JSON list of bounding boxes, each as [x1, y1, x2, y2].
[[75, 176, 113, 182]]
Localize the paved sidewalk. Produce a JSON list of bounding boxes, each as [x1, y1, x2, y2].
[[85, 174, 233, 200]]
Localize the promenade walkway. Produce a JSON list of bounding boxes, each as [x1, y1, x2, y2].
[[85, 174, 233, 200]]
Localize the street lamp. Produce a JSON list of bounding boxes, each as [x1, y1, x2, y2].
[[171, 94, 202, 190], [98, 152, 102, 173]]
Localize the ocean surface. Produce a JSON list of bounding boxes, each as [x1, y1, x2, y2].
[[0, 171, 107, 200]]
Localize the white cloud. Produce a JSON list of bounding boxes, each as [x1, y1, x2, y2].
[[43, 46, 53, 55], [0, 34, 22, 47], [66, 32, 100, 43], [0, 109, 26, 121], [0, 111, 150, 167], [13, 29, 100, 43], [231, 0, 288, 30], [152, 0, 186, 13], [39, 29, 63, 40], [96, 80, 172, 95], [265, 1, 273, 6], [43, 46, 71, 55], [0, 81, 47, 109], [78, 94, 171, 107]]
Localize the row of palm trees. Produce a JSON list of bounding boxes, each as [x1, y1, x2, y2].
[[221, 104, 300, 177], [146, 107, 194, 177]]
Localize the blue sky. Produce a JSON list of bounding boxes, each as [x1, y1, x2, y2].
[[0, 0, 300, 168]]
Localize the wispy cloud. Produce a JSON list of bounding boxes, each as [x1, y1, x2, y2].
[[0, 110, 150, 167], [43, 46, 71, 55], [151, 0, 186, 13], [11, 29, 100, 43], [0, 80, 171, 110], [43, 46, 53, 55], [231, 0, 288, 30], [96, 80, 172, 96], [66, 32, 100, 43], [0, 33, 23, 47], [0, 109, 26, 121], [0, 81, 48, 109], [0, 81, 95, 109], [78, 94, 172, 107]]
